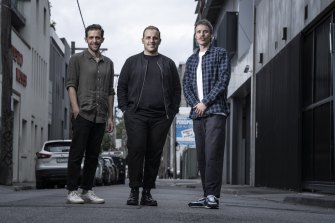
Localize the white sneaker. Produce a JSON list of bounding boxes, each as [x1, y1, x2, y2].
[[67, 191, 84, 204], [81, 190, 105, 204]]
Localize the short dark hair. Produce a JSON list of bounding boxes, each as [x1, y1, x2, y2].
[[143, 25, 161, 39], [85, 24, 104, 38], [195, 19, 213, 34]]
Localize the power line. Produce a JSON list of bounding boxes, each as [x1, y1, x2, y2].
[[76, 0, 86, 29], [72, 1, 107, 54]]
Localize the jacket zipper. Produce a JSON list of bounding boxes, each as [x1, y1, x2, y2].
[[157, 62, 169, 119], [135, 60, 148, 111]]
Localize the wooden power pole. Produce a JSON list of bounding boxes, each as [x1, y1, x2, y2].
[[0, 0, 13, 185]]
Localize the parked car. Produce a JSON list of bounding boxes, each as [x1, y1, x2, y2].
[[102, 156, 117, 185], [36, 140, 118, 189], [35, 139, 74, 189], [94, 156, 105, 186], [108, 156, 119, 184], [111, 156, 126, 184]]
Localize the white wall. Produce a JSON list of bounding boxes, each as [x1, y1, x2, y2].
[[227, 0, 254, 97], [10, 0, 50, 182]]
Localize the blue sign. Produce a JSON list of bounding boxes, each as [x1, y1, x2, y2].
[[175, 115, 195, 146]]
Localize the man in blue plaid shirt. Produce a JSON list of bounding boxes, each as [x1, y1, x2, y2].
[[183, 19, 231, 209]]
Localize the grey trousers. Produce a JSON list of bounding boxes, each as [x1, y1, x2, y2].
[[193, 114, 227, 198]]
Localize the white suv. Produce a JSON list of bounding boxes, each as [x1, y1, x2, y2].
[[35, 140, 72, 189]]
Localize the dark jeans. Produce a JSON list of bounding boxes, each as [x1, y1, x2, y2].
[[67, 115, 106, 191], [124, 110, 173, 189], [193, 115, 226, 198]]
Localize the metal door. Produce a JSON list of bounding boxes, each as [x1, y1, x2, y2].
[[302, 13, 335, 192]]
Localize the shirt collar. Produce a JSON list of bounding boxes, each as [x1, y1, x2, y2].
[[193, 44, 214, 56], [84, 49, 105, 61]]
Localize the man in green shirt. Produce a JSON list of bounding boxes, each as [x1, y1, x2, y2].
[[66, 24, 114, 204]]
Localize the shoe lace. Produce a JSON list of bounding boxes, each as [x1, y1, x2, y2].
[[70, 191, 81, 199], [86, 190, 98, 198], [207, 195, 217, 202], [144, 193, 154, 201], [198, 197, 205, 202], [129, 192, 138, 199]]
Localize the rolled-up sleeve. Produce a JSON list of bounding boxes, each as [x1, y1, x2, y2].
[[66, 55, 78, 90], [108, 62, 115, 96]]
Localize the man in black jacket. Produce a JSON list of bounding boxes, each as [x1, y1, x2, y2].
[[117, 25, 181, 206]]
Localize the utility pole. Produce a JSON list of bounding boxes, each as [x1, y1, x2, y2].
[[71, 41, 107, 55], [0, 0, 13, 185]]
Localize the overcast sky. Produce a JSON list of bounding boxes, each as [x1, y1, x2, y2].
[[49, 0, 198, 74]]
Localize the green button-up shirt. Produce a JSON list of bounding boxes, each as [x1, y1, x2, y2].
[[66, 49, 115, 123]]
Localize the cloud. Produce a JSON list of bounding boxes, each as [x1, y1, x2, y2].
[[50, 0, 197, 73]]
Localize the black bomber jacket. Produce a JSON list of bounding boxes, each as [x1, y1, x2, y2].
[[117, 52, 181, 118]]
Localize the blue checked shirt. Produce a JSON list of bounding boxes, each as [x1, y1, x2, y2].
[[183, 45, 231, 119]]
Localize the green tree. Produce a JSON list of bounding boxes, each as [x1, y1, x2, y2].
[[116, 119, 125, 139], [101, 133, 114, 152]]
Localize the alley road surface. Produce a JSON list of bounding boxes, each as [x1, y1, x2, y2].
[[0, 179, 334, 223]]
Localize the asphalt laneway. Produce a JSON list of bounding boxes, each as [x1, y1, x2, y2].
[[0, 179, 334, 223]]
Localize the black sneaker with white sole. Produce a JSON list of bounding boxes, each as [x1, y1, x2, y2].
[[204, 195, 219, 209], [188, 197, 206, 208]]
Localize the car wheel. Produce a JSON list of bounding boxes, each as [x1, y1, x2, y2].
[[118, 176, 125, 184], [36, 181, 45, 189], [103, 171, 111, 185], [57, 184, 66, 189], [95, 177, 103, 186], [45, 182, 55, 189], [107, 172, 112, 185]]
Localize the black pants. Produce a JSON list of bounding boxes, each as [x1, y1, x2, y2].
[[193, 115, 226, 198], [67, 115, 106, 191], [124, 111, 173, 189]]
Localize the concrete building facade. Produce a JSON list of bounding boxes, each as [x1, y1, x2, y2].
[[8, 0, 51, 183], [48, 28, 71, 140], [194, 0, 335, 193], [0, 0, 70, 184]]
